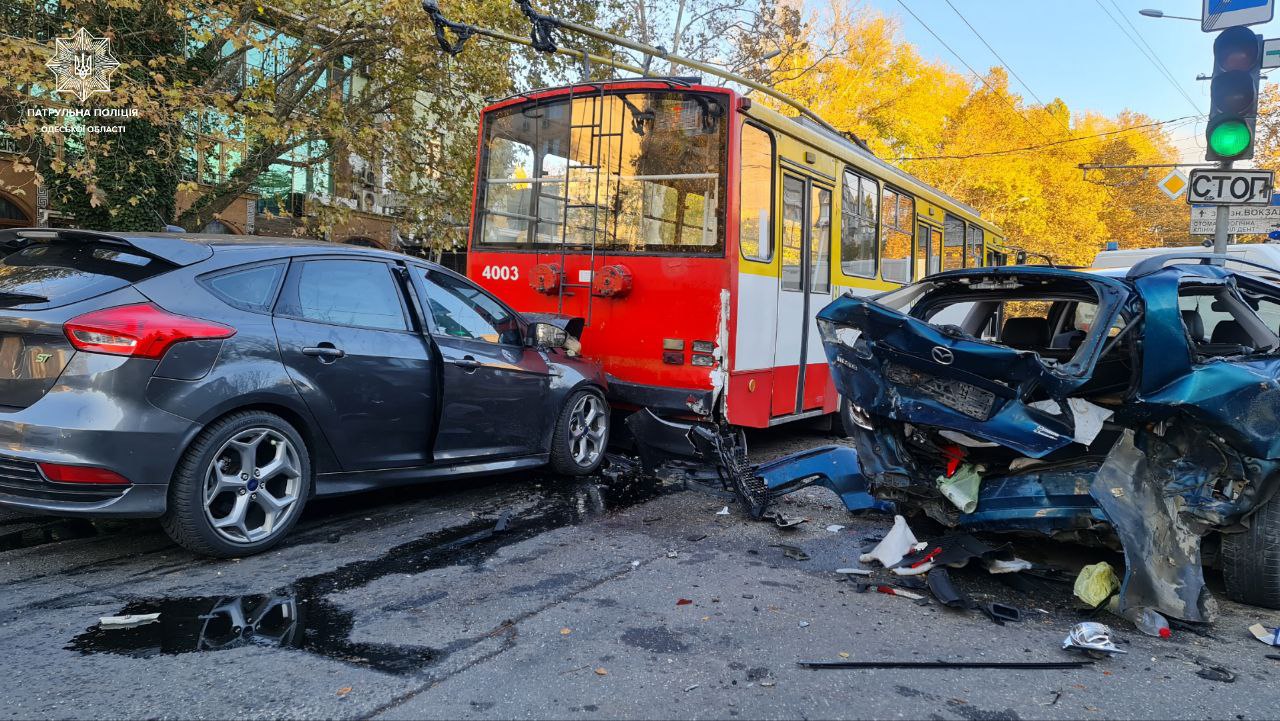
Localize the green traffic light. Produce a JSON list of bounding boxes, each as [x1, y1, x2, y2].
[[1209, 119, 1252, 157]]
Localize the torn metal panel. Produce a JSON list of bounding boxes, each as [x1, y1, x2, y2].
[[1088, 430, 1215, 623]]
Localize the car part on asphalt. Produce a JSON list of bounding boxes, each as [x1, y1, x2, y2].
[[925, 568, 970, 609], [1062, 622, 1127, 656], [858, 515, 920, 570], [1248, 623, 1280, 646], [797, 660, 1094, 669]]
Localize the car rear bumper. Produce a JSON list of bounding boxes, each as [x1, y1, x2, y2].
[[0, 355, 199, 518]]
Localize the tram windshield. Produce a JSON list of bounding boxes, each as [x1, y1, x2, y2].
[[474, 91, 727, 255]]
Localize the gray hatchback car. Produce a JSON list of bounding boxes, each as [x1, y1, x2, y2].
[[0, 228, 610, 556]]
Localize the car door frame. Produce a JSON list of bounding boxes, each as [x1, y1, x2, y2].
[[270, 254, 439, 472], [403, 262, 555, 461]]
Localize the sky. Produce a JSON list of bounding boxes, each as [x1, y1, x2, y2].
[[856, 0, 1280, 162]]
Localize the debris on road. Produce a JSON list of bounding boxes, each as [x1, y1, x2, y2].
[[594, 668, 609, 676], [774, 544, 811, 561], [1249, 623, 1280, 646], [97, 613, 160, 629], [1074, 562, 1121, 608], [798, 660, 1093, 670], [1195, 665, 1235, 683], [762, 509, 805, 528], [1063, 622, 1126, 657], [835, 567, 871, 576], [825, 524, 845, 533], [676, 598, 693, 606], [858, 515, 920, 569], [716, 506, 730, 516], [336, 687, 353, 699]]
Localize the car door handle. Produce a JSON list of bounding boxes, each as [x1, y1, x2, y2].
[[302, 345, 346, 360], [449, 356, 482, 372]]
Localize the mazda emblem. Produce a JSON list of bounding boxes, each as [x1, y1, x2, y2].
[[931, 346, 954, 365]]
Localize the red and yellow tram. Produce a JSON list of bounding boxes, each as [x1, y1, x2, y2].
[[466, 77, 1006, 428]]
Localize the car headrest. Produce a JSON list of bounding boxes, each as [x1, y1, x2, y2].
[[1002, 317, 1050, 349], [1210, 319, 1253, 346], [1180, 310, 1204, 341]]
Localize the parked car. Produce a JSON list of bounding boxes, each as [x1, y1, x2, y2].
[[807, 254, 1280, 620], [1093, 242, 1280, 283], [0, 228, 609, 557]]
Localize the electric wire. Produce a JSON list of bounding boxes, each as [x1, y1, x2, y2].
[[894, 0, 1054, 143], [941, 0, 1072, 136], [895, 114, 1199, 161], [1093, 0, 1203, 115]]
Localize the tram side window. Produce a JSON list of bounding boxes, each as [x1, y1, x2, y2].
[[881, 188, 914, 284], [739, 124, 774, 262], [942, 214, 965, 271], [840, 170, 878, 279], [966, 223, 984, 267]]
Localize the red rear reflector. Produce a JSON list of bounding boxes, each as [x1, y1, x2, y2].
[[64, 303, 234, 359], [38, 462, 131, 485]]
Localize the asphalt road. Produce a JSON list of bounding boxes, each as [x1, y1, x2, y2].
[[2, 426, 1279, 720]]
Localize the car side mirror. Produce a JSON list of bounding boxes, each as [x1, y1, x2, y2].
[[527, 322, 568, 349]]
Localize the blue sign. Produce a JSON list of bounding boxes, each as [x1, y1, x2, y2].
[[1204, 0, 1275, 31]]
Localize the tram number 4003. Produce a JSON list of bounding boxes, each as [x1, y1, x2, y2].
[[480, 265, 520, 281]]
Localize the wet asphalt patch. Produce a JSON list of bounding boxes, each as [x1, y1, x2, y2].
[[66, 471, 675, 675]]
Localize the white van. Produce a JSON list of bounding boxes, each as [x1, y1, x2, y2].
[[1092, 243, 1280, 282]]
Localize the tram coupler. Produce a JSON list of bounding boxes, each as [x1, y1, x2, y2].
[[624, 409, 894, 519]]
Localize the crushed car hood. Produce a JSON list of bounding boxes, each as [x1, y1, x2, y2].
[[818, 269, 1131, 458]]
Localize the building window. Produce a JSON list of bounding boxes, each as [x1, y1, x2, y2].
[[739, 123, 774, 262], [0, 195, 30, 228], [881, 188, 914, 284], [840, 169, 878, 279]]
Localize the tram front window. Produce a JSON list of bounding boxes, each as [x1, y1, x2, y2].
[[476, 91, 727, 254]]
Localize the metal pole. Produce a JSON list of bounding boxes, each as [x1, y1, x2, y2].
[[1213, 159, 1232, 259]]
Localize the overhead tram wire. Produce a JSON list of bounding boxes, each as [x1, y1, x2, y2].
[[941, 0, 1073, 137], [1109, 0, 1205, 118], [894, 0, 1055, 144], [894, 114, 1199, 161], [1093, 0, 1203, 115]]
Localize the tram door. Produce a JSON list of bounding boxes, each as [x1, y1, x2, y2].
[[914, 220, 942, 280], [772, 171, 833, 417]]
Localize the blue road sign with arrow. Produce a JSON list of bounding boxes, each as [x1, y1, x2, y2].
[[1204, 0, 1275, 31]]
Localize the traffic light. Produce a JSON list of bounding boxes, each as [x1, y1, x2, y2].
[[1206, 27, 1264, 161]]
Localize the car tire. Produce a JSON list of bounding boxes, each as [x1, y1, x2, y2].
[[1221, 491, 1280, 609], [161, 410, 311, 558], [549, 388, 610, 476]]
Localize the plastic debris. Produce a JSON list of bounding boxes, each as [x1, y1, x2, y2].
[[594, 667, 608, 676], [984, 557, 1034, 574], [1107, 600, 1170, 638], [1062, 622, 1127, 656], [892, 533, 1014, 576], [835, 567, 872, 576], [676, 598, 693, 606], [1196, 665, 1235, 683], [937, 463, 982, 513], [798, 621, 810, 628], [825, 524, 845, 533], [926, 568, 969, 609], [762, 509, 805, 528], [667, 550, 678, 558], [1249, 623, 1280, 646], [858, 515, 919, 568], [336, 687, 353, 699], [98, 613, 160, 629], [715, 506, 730, 515], [1073, 562, 1120, 608], [1027, 398, 1113, 446], [683, 684, 699, 692]]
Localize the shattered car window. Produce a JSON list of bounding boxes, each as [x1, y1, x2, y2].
[[1178, 283, 1279, 355]]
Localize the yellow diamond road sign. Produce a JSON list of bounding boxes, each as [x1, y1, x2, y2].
[[1159, 170, 1188, 201]]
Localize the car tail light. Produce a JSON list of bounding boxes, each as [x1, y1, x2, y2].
[[38, 462, 131, 485], [64, 303, 234, 359]]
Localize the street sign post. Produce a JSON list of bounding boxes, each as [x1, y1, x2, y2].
[[1203, 0, 1275, 32], [1187, 168, 1274, 204]]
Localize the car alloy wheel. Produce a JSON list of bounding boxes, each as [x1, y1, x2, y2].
[[203, 428, 303, 544], [567, 393, 608, 468]]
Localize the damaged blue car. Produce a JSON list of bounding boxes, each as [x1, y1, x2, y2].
[[804, 254, 1280, 623]]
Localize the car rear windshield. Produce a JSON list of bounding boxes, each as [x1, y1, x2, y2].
[[0, 241, 169, 308]]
